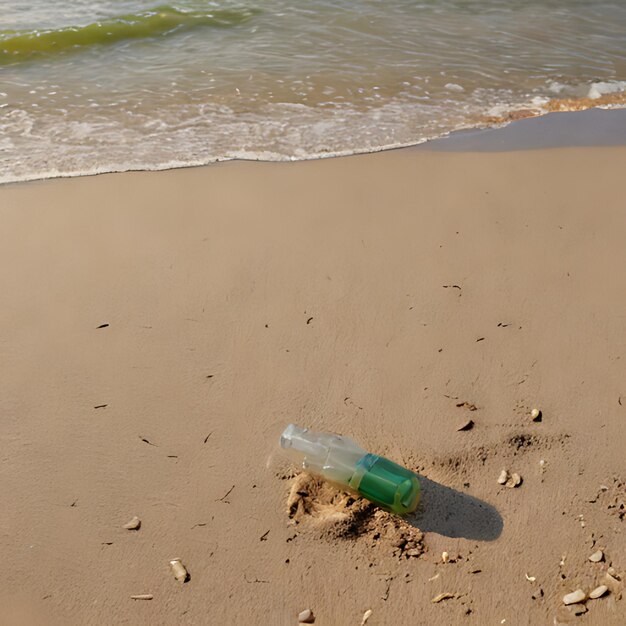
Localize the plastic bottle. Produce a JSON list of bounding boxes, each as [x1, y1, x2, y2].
[[280, 424, 420, 515]]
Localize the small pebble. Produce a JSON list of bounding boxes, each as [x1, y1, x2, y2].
[[531, 408, 542, 422], [298, 608, 315, 623], [169, 558, 189, 583], [432, 592, 455, 603], [497, 469, 509, 485], [123, 516, 141, 530], [569, 603, 587, 616], [588, 585, 608, 599], [505, 473, 522, 488], [563, 589, 586, 605], [603, 572, 620, 592], [361, 609, 373, 625], [588, 550, 604, 563], [441, 551, 449, 563]]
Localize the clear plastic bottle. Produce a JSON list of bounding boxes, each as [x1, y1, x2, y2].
[[280, 424, 420, 515]]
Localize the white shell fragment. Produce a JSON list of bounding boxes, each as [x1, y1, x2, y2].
[[589, 585, 608, 599], [361, 609, 373, 625], [531, 408, 542, 421], [432, 592, 455, 603], [169, 558, 189, 582], [588, 550, 604, 562], [563, 589, 586, 605], [456, 419, 474, 431], [298, 608, 315, 623], [441, 551, 450, 563], [130, 594, 153, 600], [525, 573, 536, 582], [497, 469, 509, 485], [505, 473, 522, 488], [123, 516, 141, 530]]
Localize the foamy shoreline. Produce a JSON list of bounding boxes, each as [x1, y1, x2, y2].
[[2, 104, 626, 187]]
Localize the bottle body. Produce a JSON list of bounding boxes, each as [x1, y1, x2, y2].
[[280, 424, 420, 515]]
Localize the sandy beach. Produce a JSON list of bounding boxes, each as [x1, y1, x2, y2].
[[1, 113, 625, 625]]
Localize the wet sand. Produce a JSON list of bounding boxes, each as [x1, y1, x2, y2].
[[1, 112, 625, 625]]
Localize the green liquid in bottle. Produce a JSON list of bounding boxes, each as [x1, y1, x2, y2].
[[350, 453, 420, 515]]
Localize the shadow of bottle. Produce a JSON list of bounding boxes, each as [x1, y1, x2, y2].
[[406, 475, 503, 541]]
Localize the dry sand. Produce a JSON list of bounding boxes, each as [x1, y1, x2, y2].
[[1, 120, 625, 624]]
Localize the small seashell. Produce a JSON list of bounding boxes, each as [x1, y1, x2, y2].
[[361, 609, 373, 625], [130, 594, 153, 600], [497, 469, 509, 485], [531, 408, 542, 422], [169, 558, 189, 583], [123, 516, 141, 530], [525, 573, 536, 582], [588, 550, 604, 562], [456, 419, 474, 431], [563, 589, 586, 605], [588, 585, 608, 599], [298, 608, 315, 623], [432, 592, 455, 603], [428, 573, 441, 581], [505, 473, 522, 488], [441, 551, 449, 563]]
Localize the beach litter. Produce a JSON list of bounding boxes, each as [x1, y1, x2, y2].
[[298, 608, 315, 623], [280, 424, 420, 515], [169, 558, 189, 582], [123, 516, 141, 530], [130, 594, 153, 600]]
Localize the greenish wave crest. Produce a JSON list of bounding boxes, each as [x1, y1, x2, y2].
[[0, 5, 256, 64]]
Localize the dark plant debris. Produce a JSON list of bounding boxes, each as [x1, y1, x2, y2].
[[216, 485, 235, 503]]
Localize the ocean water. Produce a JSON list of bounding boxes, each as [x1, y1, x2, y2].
[[1, 0, 625, 184]]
